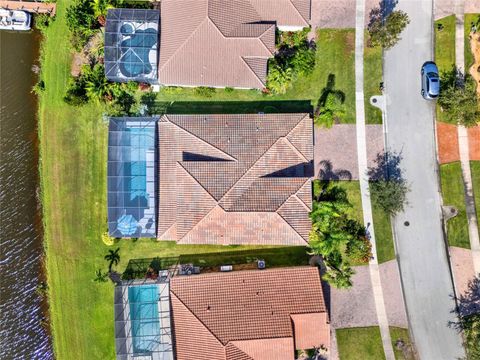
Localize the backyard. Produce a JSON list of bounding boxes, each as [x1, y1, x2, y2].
[[440, 162, 470, 248]]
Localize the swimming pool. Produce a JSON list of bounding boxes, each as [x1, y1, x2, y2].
[[128, 285, 161, 354], [119, 27, 157, 78]]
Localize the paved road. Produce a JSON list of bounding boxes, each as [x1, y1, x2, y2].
[[383, 0, 465, 358]]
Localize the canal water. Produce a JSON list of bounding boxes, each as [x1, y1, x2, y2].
[[0, 30, 54, 359]]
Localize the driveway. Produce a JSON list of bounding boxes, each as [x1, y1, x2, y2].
[[314, 124, 384, 180], [383, 0, 465, 358]]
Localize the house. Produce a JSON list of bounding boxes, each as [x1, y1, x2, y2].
[[157, 113, 314, 245], [170, 266, 330, 359], [158, 0, 311, 88], [104, 0, 311, 88], [107, 113, 313, 244]]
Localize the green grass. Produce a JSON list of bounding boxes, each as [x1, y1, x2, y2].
[[390, 327, 415, 360], [371, 200, 395, 263], [37, 2, 309, 359], [435, 15, 456, 123], [364, 32, 383, 124], [465, 14, 480, 71], [152, 29, 356, 123], [440, 162, 470, 248], [471, 161, 480, 233], [435, 15, 456, 74], [336, 327, 385, 360]]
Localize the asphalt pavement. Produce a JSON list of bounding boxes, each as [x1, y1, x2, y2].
[[383, 0, 465, 358]]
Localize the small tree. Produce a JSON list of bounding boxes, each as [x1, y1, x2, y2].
[[439, 68, 480, 127], [368, 8, 410, 49], [368, 152, 409, 216], [104, 248, 120, 272]]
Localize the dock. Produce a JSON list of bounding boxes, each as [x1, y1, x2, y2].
[[0, 1, 56, 16]]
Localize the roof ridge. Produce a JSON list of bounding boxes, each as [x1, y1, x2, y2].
[[177, 162, 222, 206], [159, 17, 209, 72], [277, 198, 310, 245], [218, 136, 286, 207], [176, 205, 221, 244], [241, 56, 268, 88], [282, 136, 308, 163], [170, 292, 227, 346], [294, 179, 312, 210], [165, 115, 238, 161], [287, 0, 310, 24]]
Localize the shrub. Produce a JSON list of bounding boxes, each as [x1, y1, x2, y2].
[[64, 76, 89, 106], [34, 14, 53, 33], [224, 87, 234, 93], [32, 80, 45, 95], [438, 68, 480, 127], [66, 0, 98, 51], [266, 28, 316, 94], [314, 92, 345, 127], [194, 86, 216, 97]]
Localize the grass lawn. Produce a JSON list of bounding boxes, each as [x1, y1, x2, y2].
[[435, 15, 456, 74], [37, 2, 309, 359], [440, 162, 470, 248], [435, 15, 456, 123], [364, 32, 383, 124], [465, 14, 480, 71], [471, 161, 480, 232], [152, 28, 357, 123], [390, 327, 415, 360], [336, 327, 385, 360], [372, 200, 395, 263]]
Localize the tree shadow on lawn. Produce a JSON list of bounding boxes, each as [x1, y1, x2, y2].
[[150, 100, 313, 114]]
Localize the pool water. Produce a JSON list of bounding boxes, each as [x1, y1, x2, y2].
[[119, 28, 157, 78], [128, 285, 160, 354]]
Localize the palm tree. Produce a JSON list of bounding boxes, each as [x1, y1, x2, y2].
[[104, 248, 120, 272], [84, 64, 111, 102]]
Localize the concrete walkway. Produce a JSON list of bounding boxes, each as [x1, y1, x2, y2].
[[455, 0, 480, 276], [354, 0, 394, 359]]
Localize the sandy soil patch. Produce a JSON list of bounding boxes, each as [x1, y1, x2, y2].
[[469, 31, 480, 94], [436, 122, 460, 164], [449, 246, 476, 297], [468, 126, 480, 160]]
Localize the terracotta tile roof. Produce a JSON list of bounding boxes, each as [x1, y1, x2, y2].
[[291, 313, 330, 350], [170, 267, 329, 360], [157, 113, 313, 245], [159, 0, 311, 88]]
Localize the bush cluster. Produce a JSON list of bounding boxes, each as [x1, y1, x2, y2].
[[266, 28, 316, 94]]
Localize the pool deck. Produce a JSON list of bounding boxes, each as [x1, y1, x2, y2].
[[0, 1, 56, 16]]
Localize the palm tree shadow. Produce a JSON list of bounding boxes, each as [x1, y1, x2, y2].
[[317, 159, 352, 181]]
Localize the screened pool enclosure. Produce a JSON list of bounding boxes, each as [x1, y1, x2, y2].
[[105, 9, 159, 83], [108, 118, 157, 238], [114, 281, 173, 360]]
